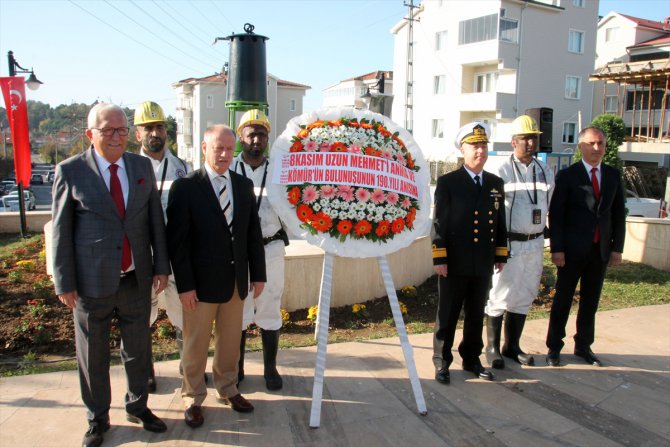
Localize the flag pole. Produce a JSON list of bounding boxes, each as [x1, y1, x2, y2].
[[6, 51, 42, 238]]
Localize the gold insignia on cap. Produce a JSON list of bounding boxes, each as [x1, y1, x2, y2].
[[461, 124, 489, 144]]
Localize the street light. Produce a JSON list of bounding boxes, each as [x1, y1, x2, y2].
[[7, 50, 42, 238], [8, 51, 43, 89]]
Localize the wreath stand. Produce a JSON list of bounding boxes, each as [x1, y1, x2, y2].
[[309, 253, 428, 428]]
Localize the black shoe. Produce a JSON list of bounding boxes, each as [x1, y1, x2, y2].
[[126, 409, 167, 433], [82, 421, 110, 447], [574, 348, 602, 367], [462, 363, 494, 381], [435, 368, 450, 384], [546, 350, 561, 367]]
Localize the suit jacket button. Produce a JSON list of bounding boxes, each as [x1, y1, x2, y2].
[[474, 238, 479, 242], [230, 260, 235, 265], [490, 238, 494, 242], [489, 220, 493, 224], [474, 220, 479, 224], [474, 211, 479, 215], [474, 229, 479, 233], [488, 211, 493, 215]]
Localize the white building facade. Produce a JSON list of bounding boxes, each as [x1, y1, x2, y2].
[[172, 73, 310, 169], [391, 0, 598, 160], [323, 70, 393, 112]]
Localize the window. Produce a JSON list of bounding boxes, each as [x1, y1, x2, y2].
[[432, 119, 444, 138], [435, 30, 448, 51], [565, 76, 581, 99], [499, 18, 518, 43], [568, 30, 584, 54], [573, 0, 585, 7], [475, 72, 497, 93], [434, 75, 446, 94], [562, 122, 577, 144], [605, 95, 618, 113], [626, 89, 670, 110], [206, 95, 214, 109], [459, 13, 498, 45], [605, 27, 620, 42], [290, 99, 296, 112]]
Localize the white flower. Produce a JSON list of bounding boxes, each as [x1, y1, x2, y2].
[[347, 210, 357, 219], [319, 198, 330, 207], [357, 211, 366, 220], [366, 202, 376, 212], [313, 203, 321, 212], [328, 209, 339, 218], [339, 211, 348, 220]]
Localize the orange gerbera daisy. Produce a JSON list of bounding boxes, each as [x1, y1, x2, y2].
[[391, 217, 405, 234], [296, 204, 313, 222], [307, 120, 325, 129], [331, 142, 347, 152], [297, 128, 310, 139], [337, 220, 353, 235], [290, 141, 304, 152], [287, 186, 301, 205], [375, 220, 391, 237], [354, 220, 372, 236], [310, 212, 333, 232]]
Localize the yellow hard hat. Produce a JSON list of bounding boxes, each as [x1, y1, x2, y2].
[[511, 115, 542, 136], [237, 109, 271, 136], [134, 101, 166, 126]]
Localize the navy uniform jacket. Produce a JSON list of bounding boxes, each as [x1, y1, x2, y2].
[[432, 167, 508, 276]]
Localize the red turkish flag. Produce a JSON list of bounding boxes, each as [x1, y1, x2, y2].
[[0, 77, 32, 186]]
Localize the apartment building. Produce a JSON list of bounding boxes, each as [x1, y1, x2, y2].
[[171, 72, 310, 168], [591, 12, 670, 140], [391, 0, 598, 160], [323, 70, 394, 115]]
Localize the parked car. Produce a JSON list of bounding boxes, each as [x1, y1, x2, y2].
[[47, 171, 55, 182], [1, 190, 36, 211], [30, 173, 44, 185], [0, 180, 16, 196], [626, 190, 668, 218]]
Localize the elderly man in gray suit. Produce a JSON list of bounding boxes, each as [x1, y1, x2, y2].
[[52, 103, 171, 447]]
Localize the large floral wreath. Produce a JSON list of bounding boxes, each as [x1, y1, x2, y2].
[[267, 108, 431, 258], [285, 117, 419, 243]]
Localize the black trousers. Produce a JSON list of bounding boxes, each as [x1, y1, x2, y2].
[[546, 244, 608, 352], [433, 274, 490, 368]]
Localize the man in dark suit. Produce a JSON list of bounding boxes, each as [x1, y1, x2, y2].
[[546, 127, 625, 367], [52, 103, 170, 447], [432, 122, 508, 384], [167, 124, 266, 429]]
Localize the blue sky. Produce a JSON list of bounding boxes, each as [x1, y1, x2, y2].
[[1, 0, 668, 116]]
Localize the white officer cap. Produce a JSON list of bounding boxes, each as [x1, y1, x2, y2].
[[454, 121, 490, 149]]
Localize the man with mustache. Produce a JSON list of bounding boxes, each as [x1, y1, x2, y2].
[[134, 101, 192, 392]]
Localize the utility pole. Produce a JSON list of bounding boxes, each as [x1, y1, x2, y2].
[[403, 0, 419, 134]]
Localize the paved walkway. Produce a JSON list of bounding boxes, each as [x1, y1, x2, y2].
[[1, 305, 669, 447]]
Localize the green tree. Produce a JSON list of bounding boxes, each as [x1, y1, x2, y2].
[[38, 141, 67, 164], [574, 114, 625, 172]]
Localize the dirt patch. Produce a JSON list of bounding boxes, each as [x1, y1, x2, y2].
[[0, 236, 559, 374]]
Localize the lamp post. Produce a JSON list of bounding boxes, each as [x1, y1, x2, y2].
[[7, 51, 43, 238]]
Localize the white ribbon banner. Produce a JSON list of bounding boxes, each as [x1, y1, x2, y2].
[[273, 152, 419, 200]]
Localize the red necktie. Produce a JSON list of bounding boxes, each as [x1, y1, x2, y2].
[[591, 167, 600, 243], [109, 164, 132, 271]]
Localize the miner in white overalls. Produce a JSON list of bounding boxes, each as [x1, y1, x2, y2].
[[233, 109, 287, 391], [485, 115, 554, 369], [135, 101, 192, 391]]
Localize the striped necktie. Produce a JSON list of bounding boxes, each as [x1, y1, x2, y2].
[[219, 175, 233, 230]]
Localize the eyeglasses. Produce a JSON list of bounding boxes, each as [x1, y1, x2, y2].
[[91, 127, 130, 137]]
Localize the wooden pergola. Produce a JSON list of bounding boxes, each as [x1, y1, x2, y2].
[[590, 58, 670, 142]]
